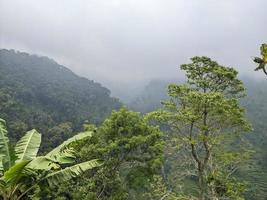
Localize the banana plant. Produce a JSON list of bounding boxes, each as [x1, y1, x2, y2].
[[253, 43, 267, 75], [0, 118, 100, 200]]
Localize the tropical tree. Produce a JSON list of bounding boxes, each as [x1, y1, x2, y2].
[[0, 118, 100, 200], [52, 108, 164, 200], [147, 57, 251, 199], [253, 43, 267, 75]]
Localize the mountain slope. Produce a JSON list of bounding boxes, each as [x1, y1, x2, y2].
[[0, 49, 122, 150]]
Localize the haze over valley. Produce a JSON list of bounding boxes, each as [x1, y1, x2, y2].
[[1, 0, 267, 99]]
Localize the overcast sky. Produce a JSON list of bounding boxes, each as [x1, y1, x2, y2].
[[0, 0, 267, 93]]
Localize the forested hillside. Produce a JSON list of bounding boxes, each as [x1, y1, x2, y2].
[[0, 50, 267, 199], [128, 80, 170, 113], [0, 49, 122, 151]]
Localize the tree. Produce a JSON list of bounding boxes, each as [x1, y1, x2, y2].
[[253, 43, 267, 75], [0, 118, 100, 200], [147, 57, 251, 199], [57, 108, 164, 200]]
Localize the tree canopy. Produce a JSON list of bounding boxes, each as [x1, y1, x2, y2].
[[46, 108, 164, 200], [147, 56, 251, 199]]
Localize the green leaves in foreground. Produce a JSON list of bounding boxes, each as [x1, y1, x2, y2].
[[45, 159, 100, 186], [0, 118, 99, 200], [28, 131, 94, 170], [46, 131, 92, 159], [0, 119, 11, 172], [3, 160, 30, 185], [15, 129, 41, 162]]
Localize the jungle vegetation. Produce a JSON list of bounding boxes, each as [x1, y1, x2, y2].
[[0, 118, 99, 200], [0, 47, 267, 199]]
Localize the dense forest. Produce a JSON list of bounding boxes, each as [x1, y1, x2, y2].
[[0, 49, 267, 200], [0, 49, 122, 151]]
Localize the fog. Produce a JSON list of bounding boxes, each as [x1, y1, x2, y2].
[[0, 0, 266, 98]]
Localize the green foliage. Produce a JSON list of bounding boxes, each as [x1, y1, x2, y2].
[[85, 108, 164, 199], [142, 175, 194, 200], [147, 56, 251, 199], [239, 79, 267, 199], [0, 119, 11, 171], [0, 49, 122, 151], [128, 77, 267, 199], [45, 159, 99, 187], [15, 129, 41, 162], [0, 118, 100, 200], [49, 108, 164, 199], [253, 43, 267, 74], [46, 131, 92, 161], [1, 48, 266, 199], [180, 56, 245, 96]]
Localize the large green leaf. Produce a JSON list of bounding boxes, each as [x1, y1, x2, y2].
[[0, 156, 3, 176], [46, 131, 93, 160], [0, 119, 11, 170], [3, 160, 30, 185], [48, 148, 76, 164], [44, 159, 100, 186], [15, 129, 41, 163], [28, 131, 93, 171], [27, 156, 60, 170]]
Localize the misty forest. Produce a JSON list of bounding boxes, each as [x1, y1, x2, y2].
[[0, 1, 267, 200]]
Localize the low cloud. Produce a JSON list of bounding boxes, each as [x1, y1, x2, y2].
[[1, 0, 266, 91]]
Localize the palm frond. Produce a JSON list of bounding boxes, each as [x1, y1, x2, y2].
[[3, 160, 30, 186], [15, 129, 41, 162], [44, 159, 100, 186], [27, 156, 60, 170], [0, 119, 11, 171], [46, 131, 93, 162]]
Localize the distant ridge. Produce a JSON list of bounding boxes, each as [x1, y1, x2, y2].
[[0, 49, 122, 150]]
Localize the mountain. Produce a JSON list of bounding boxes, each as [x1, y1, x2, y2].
[[0, 49, 122, 151], [128, 79, 170, 113]]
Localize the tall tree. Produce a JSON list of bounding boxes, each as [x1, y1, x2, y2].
[[148, 57, 251, 199]]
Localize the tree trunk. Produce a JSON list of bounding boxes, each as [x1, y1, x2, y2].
[[198, 164, 205, 200]]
